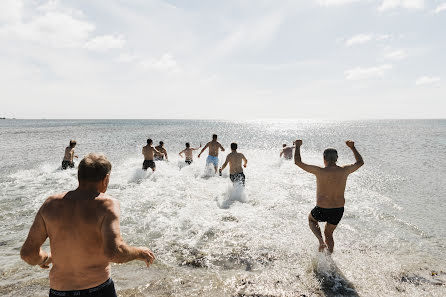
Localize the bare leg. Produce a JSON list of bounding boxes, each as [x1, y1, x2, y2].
[[214, 165, 218, 174], [308, 213, 326, 252], [324, 223, 338, 254]]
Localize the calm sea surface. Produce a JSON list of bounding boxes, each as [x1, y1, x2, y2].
[[0, 119, 445, 296]]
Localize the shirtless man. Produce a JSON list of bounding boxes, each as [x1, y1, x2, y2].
[[154, 141, 168, 161], [198, 134, 225, 173], [280, 144, 294, 160], [219, 143, 248, 186], [179, 142, 201, 165], [142, 139, 161, 171], [61, 140, 78, 169], [294, 140, 364, 253], [20, 153, 155, 297]]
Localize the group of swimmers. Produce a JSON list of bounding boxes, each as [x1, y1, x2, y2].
[[40, 133, 364, 296]]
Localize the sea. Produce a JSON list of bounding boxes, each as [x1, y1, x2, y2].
[[0, 119, 445, 297]]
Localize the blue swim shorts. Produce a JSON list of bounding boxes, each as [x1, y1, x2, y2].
[[206, 155, 219, 167]]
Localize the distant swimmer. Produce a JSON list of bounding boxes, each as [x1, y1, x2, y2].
[[20, 153, 155, 297], [219, 143, 247, 186], [61, 140, 78, 170], [294, 140, 364, 253], [198, 134, 225, 173], [142, 139, 162, 171], [280, 143, 295, 160], [179, 142, 202, 165], [154, 141, 168, 161]]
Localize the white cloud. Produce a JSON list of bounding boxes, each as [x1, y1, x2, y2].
[[433, 3, 446, 13], [415, 76, 440, 85], [345, 34, 373, 46], [116, 53, 139, 63], [0, 0, 23, 23], [379, 0, 425, 11], [141, 53, 180, 73], [316, 0, 362, 6], [84, 35, 125, 51], [384, 49, 407, 60], [345, 64, 392, 80]]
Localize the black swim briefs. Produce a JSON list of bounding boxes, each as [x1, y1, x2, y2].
[[185, 160, 193, 165], [49, 278, 117, 297], [142, 160, 156, 170], [229, 172, 245, 186], [61, 160, 74, 170], [310, 206, 344, 225]]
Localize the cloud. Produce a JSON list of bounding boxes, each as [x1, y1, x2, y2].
[[141, 53, 180, 73], [345, 64, 392, 80], [84, 35, 125, 51], [116, 53, 139, 63], [379, 0, 425, 11], [433, 3, 446, 13], [0, 0, 23, 23], [415, 76, 440, 85], [316, 0, 363, 6], [384, 49, 407, 60], [345, 34, 373, 46]]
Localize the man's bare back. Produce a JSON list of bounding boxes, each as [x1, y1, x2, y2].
[[280, 145, 294, 160], [200, 140, 224, 157], [221, 152, 247, 174], [142, 145, 157, 160]]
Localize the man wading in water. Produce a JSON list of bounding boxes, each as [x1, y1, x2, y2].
[[294, 140, 364, 253], [219, 143, 248, 186], [198, 134, 225, 174], [20, 153, 155, 297]]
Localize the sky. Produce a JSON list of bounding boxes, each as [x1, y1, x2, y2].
[[0, 0, 445, 119]]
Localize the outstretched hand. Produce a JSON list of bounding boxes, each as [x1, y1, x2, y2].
[[346, 140, 355, 148], [294, 140, 303, 146], [139, 247, 155, 267]]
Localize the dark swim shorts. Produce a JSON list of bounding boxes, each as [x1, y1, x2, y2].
[[154, 156, 164, 161], [49, 278, 117, 297], [61, 160, 74, 170], [142, 160, 156, 170], [311, 206, 344, 225], [230, 172, 246, 186], [185, 160, 193, 165]]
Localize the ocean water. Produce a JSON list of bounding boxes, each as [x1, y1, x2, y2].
[[0, 119, 445, 297]]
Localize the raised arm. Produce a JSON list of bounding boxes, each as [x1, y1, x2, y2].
[[343, 140, 364, 174], [20, 203, 52, 269], [198, 142, 209, 158], [101, 199, 155, 267], [192, 143, 202, 151], [294, 140, 321, 174]]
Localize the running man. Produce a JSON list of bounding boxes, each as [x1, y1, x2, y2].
[[20, 153, 155, 297], [154, 141, 168, 161], [61, 140, 78, 169], [219, 143, 247, 186], [198, 134, 225, 173], [280, 143, 295, 160], [179, 142, 202, 165], [142, 139, 161, 171], [294, 140, 364, 253]]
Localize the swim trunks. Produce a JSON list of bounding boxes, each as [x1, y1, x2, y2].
[[154, 156, 164, 161], [206, 155, 219, 167], [310, 206, 344, 225], [185, 160, 193, 165], [49, 278, 117, 297], [230, 172, 246, 186], [61, 160, 74, 170], [142, 160, 156, 170]]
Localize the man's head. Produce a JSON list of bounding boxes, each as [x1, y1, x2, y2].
[[147, 138, 153, 145], [70, 140, 77, 148], [159, 141, 164, 146], [283, 144, 287, 148], [323, 148, 338, 165], [212, 134, 217, 140], [78, 153, 112, 191], [186, 142, 190, 148], [231, 143, 237, 151]]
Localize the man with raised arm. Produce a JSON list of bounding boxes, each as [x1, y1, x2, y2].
[[179, 142, 201, 165], [20, 153, 155, 297], [280, 143, 295, 160], [219, 143, 248, 186], [294, 140, 364, 253], [198, 134, 225, 173], [142, 138, 162, 171]]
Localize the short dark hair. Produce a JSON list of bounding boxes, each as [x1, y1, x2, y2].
[[69, 140, 77, 147], [147, 138, 152, 144], [159, 141, 164, 145], [283, 144, 286, 147], [231, 143, 237, 150], [323, 148, 338, 163], [186, 142, 190, 148], [78, 153, 112, 182], [212, 134, 217, 140]]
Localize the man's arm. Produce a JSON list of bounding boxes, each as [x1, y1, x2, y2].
[[101, 199, 155, 267], [198, 142, 209, 158], [179, 150, 185, 158], [219, 143, 225, 152], [242, 154, 247, 168], [280, 150, 284, 158], [294, 140, 320, 174], [163, 149, 168, 161], [20, 206, 52, 269], [343, 140, 364, 174], [220, 155, 230, 172]]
